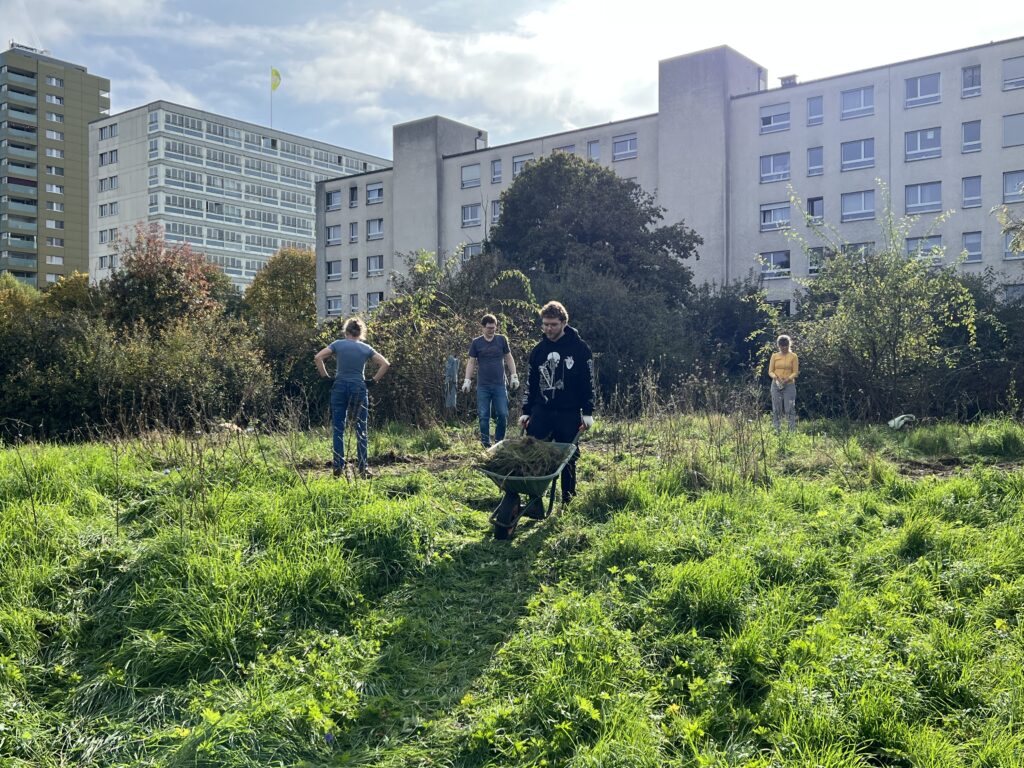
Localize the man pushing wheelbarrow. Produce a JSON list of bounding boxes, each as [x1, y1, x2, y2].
[[480, 301, 595, 539]]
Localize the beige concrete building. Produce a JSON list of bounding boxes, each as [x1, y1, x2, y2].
[[1, 43, 109, 287], [317, 36, 1024, 317], [88, 102, 388, 287]]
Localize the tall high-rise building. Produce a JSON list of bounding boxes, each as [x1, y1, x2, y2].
[[89, 102, 389, 287], [1, 42, 109, 287]]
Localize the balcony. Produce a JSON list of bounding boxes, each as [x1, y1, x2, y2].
[[4, 163, 37, 179], [1, 233, 37, 252], [1, 181, 38, 198], [4, 90, 37, 108], [3, 144, 36, 161], [0, 71, 37, 88], [4, 217, 36, 233], [1, 255, 39, 272], [0, 198, 36, 215], [0, 125, 37, 143]]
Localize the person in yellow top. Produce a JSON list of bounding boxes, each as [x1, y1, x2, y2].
[[768, 334, 799, 433]]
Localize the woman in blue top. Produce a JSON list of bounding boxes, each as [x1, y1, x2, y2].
[[314, 317, 390, 477]]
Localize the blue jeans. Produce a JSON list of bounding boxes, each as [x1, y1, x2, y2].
[[476, 384, 509, 446], [331, 380, 369, 470]]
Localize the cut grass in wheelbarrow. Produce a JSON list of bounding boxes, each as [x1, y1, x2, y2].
[[475, 436, 578, 540]]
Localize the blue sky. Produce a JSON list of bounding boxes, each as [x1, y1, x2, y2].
[[4, 0, 1023, 160]]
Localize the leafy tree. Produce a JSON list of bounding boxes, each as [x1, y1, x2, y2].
[[103, 223, 224, 331], [789, 191, 978, 419], [487, 152, 701, 305]]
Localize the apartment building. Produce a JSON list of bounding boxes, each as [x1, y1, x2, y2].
[[89, 102, 389, 286], [317, 36, 1024, 317], [1, 43, 109, 287]]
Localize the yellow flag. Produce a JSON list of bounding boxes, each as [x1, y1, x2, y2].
[[270, 67, 282, 92]]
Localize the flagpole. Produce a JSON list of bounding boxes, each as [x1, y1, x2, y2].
[[270, 67, 274, 128]]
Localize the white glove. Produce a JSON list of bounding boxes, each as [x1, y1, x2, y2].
[[461, 378, 471, 393], [509, 374, 519, 391], [581, 415, 595, 429], [518, 415, 530, 428]]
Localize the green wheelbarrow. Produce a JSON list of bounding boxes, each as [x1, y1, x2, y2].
[[476, 435, 579, 540]]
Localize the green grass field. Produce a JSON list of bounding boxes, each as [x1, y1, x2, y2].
[[2, 416, 1024, 767]]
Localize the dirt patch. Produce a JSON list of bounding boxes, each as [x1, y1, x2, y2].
[[897, 456, 1024, 478]]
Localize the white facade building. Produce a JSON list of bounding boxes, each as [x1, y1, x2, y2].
[[89, 101, 388, 285], [316, 37, 1024, 317]]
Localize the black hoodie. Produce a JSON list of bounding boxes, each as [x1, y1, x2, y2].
[[522, 325, 595, 416]]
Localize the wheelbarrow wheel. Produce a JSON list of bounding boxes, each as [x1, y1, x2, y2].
[[492, 493, 521, 540], [493, 521, 515, 540]]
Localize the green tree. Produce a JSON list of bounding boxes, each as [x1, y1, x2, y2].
[[789, 190, 978, 419]]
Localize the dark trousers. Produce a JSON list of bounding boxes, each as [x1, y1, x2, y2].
[[526, 407, 582, 502]]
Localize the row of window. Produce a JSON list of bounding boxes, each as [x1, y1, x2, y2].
[[326, 219, 385, 245], [151, 194, 314, 233], [326, 293, 385, 315], [152, 139, 328, 189], [152, 110, 374, 172], [325, 182, 384, 210], [150, 166, 314, 212], [461, 200, 502, 227], [759, 117, 1022, 184], [760, 231, 1021, 279], [455, 133, 639, 190], [326, 255, 385, 280], [760, 57, 1024, 134], [760, 170, 1024, 231]]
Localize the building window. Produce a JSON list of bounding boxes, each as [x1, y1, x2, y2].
[[461, 163, 481, 189], [843, 242, 874, 258], [45, 184, 64, 195], [99, 149, 118, 166], [326, 190, 342, 210], [98, 124, 118, 140], [840, 86, 873, 119], [326, 260, 342, 280], [612, 132, 638, 160], [46, 112, 65, 123], [98, 202, 119, 217], [962, 231, 982, 262], [367, 291, 384, 310], [491, 158, 502, 183], [759, 152, 790, 183], [1003, 170, 1024, 203], [905, 73, 941, 107], [326, 297, 343, 317], [1004, 113, 1024, 147], [349, 293, 359, 312], [512, 153, 533, 177], [349, 222, 358, 243], [367, 254, 384, 275], [807, 246, 834, 276], [760, 250, 791, 278], [962, 65, 982, 98], [841, 138, 874, 171], [807, 146, 823, 176], [350, 257, 359, 278], [366, 182, 383, 204], [46, 166, 64, 176], [905, 181, 942, 214], [45, 219, 64, 229], [45, 238, 64, 248], [1003, 56, 1024, 90], [1006, 233, 1022, 260], [906, 236, 943, 262], [46, 254, 64, 264], [326, 225, 341, 245], [807, 197, 824, 225], [587, 140, 599, 161], [491, 200, 501, 224], [841, 190, 875, 222], [759, 103, 790, 134], [46, 201, 64, 212], [45, 75, 63, 87], [349, 186, 358, 207], [98, 175, 118, 192], [962, 176, 981, 208], [905, 127, 941, 161], [45, 148, 64, 159], [962, 120, 981, 153], [45, 130, 64, 141], [759, 202, 790, 231], [463, 243, 483, 261], [461, 203, 482, 227], [45, 94, 63, 105], [367, 218, 384, 240], [806, 96, 823, 126], [553, 144, 575, 154]]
